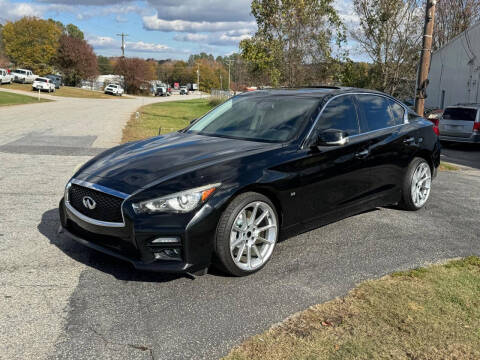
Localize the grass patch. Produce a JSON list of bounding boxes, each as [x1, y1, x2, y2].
[[122, 98, 214, 143], [2, 83, 131, 99], [0, 91, 51, 106], [208, 96, 227, 107], [439, 162, 460, 171], [224, 257, 480, 360]]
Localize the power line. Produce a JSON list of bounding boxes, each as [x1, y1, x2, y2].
[[116, 33, 129, 57]]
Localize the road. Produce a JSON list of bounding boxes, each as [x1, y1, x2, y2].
[[441, 142, 480, 169], [1, 94, 479, 360]]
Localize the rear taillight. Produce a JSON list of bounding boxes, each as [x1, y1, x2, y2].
[[473, 122, 480, 133], [428, 118, 440, 136]]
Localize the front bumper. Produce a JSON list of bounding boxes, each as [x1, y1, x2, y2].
[[439, 133, 480, 143], [59, 197, 219, 273]]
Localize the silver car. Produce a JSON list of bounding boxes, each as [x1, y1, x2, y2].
[[439, 104, 480, 143]]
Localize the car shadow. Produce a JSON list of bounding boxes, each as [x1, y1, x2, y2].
[[38, 208, 188, 283]]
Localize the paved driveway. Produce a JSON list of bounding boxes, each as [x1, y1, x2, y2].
[[1, 95, 479, 359]]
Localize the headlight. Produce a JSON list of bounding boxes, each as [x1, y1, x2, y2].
[[132, 183, 221, 214]]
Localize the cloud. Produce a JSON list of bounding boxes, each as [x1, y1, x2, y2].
[[0, 0, 42, 21], [143, 16, 256, 33], [144, 0, 252, 22], [125, 41, 172, 53], [87, 35, 116, 48], [174, 32, 251, 46]]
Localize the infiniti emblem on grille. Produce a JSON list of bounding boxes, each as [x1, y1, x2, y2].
[[82, 196, 96, 210]]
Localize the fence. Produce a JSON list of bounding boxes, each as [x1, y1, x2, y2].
[[210, 89, 233, 98]]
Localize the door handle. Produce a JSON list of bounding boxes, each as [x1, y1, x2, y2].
[[403, 137, 415, 144], [355, 149, 369, 158]]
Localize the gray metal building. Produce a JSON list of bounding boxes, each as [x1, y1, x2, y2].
[[427, 21, 480, 109]]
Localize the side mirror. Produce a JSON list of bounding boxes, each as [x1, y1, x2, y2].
[[314, 129, 349, 146]]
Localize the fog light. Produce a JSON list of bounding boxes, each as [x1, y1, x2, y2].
[[154, 248, 182, 261], [151, 237, 180, 244]]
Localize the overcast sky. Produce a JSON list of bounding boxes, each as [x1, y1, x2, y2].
[[0, 0, 358, 60]]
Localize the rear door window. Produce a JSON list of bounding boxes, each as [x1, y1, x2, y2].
[[443, 107, 477, 121], [356, 94, 404, 132]]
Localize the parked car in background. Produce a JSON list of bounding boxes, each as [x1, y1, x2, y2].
[[104, 84, 124, 96], [32, 77, 56, 92], [59, 87, 440, 277], [0, 68, 13, 84], [46, 74, 62, 89], [12, 69, 36, 84], [180, 86, 189, 95], [155, 85, 171, 97], [439, 104, 480, 143]]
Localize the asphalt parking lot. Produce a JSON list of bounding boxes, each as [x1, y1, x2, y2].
[[1, 95, 479, 359]]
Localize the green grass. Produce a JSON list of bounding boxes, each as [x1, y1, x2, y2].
[[224, 257, 480, 360], [0, 91, 51, 106], [122, 98, 214, 143], [2, 83, 132, 99], [439, 162, 460, 171]]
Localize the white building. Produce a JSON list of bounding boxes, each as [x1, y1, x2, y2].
[[427, 22, 480, 109]]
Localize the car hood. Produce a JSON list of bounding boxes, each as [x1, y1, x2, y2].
[[75, 132, 276, 194]]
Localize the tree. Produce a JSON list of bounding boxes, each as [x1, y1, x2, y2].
[[2, 17, 62, 75], [352, 0, 422, 97], [97, 55, 113, 74], [240, 0, 345, 87], [434, 0, 480, 50], [65, 24, 84, 40], [55, 35, 98, 86], [339, 61, 375, 89], [114, 57, 149, 94]]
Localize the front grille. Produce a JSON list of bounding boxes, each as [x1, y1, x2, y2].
[[68, 184, 124, 223]]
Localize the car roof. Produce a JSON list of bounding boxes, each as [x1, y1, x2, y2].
[[238, 86, 397, 103], [449, 103, 480, 109]]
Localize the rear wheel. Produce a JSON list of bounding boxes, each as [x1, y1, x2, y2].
[[400, 158, 432, 211], [215, 192, 279, 276]]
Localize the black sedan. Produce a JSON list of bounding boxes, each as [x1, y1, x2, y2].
[[59, 87, 441, 276]]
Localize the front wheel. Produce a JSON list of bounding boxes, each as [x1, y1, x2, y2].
[[400, 158, 432, 211], [214, 192, 279, 276]]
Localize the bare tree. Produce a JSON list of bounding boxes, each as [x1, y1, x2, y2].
[[434, 0, 480, 49], [352, 0, 423, 96]]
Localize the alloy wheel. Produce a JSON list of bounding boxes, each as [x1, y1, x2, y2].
[[229, 201, 278, 271], [411, 162, 431, 208]]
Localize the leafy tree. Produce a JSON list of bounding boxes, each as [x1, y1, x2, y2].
[[55, 35, 98, 86], [339, 61, 374, 89], [65, 24, 84, 40], [352, 0, 422, 97], [240, 0, 345, 87], [97, 55, 113, 74], [2, 17, 62, 75], [434, 0, 480, 50], [114, 57, 149, 94]]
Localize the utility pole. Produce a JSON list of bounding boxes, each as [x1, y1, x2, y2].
[[415, 0, 436, 116], [226, 59, 235, 91], [116, 33, 129, 57], [197, 63, 200, 92], [220, 74, 223, 90]]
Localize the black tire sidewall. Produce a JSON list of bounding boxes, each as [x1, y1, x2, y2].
[[214, 192, 279, 276]]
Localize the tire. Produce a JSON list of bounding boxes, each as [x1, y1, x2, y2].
[[399, 157, 432, 211], [214, 192, 279, 276]]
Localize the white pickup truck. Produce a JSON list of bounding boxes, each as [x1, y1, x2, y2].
[[32, 77, 56, 92], [0, 69, 13, 84], [12, 69, 36, 84]]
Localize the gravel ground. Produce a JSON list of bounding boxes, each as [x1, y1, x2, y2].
[[0, 94, 479, 359]]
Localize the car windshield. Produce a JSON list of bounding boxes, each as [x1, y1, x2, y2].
[[187, 95, 319, 143], [35, 78, 47, 82], [443, 107, 477, 121]]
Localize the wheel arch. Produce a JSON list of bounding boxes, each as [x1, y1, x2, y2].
[[226, 185, 284, 227]]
